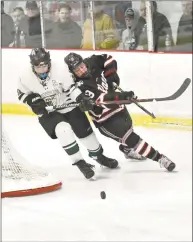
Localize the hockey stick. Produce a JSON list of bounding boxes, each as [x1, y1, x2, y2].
[[112, 83, 156, 119], [100, 78, 191, 105], [49, 98, 155, 119], [136, 78, 191, 103], [46, 102, 79, 111], [130, 98, 156, 118], [50, 78, 191, 112]]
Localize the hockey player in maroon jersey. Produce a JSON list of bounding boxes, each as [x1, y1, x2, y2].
[[64, 52, 176, 172]]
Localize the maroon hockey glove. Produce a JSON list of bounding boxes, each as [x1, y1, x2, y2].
[[103, 91, 137, 102]]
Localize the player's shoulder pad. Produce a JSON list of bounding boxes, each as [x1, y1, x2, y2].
[[84, 55, 97, 68], [52, 59, 73, 86], [84, 54, 95, 62], [85, 54, 107, 68], [101, 54, 113, 59]]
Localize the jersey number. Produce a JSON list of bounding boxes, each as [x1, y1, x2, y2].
[[85, 90, 95, 98]]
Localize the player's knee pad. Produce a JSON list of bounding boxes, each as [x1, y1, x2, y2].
[[55, 122, 81, 157], [55, 122, 76, 145]]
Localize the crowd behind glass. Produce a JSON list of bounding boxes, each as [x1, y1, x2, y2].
[[1, 0, 192, 52]]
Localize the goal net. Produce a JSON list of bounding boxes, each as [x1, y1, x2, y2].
[[1, 127, 62, 198]]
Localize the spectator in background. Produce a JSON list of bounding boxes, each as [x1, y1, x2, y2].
[[137, 1, 174, 51], [176, 1, 192, 52], [1, 1, 14, 47], [18, 1, 53, 48], [82, 1, 119, 50], [10, 7, 25, 47], [47, 4, 82, 49], [102, 1, 116, 19], [12, 7, 25, 26], [119, 8, 140, 50], [114, 1, 132, 34], [48, 1, 60, 22]]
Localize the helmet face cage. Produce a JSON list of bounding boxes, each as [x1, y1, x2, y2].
[[30, 48, 51, 66], [73, 62, 88, 78]]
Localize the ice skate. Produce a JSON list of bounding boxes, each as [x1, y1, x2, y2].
[[92, 154, 119, 169], [73, 160, 95, 179], [158, 155, 176, 172], [119, 144, 147, 161]]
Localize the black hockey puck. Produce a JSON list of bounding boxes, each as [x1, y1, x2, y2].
[[100, 191, 106, 199]]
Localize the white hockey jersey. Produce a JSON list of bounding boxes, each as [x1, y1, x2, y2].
[[17, 60, 81, 114]]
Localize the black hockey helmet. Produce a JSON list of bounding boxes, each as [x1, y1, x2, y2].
[[64, 52, 90, 78], [64, 52, 83, 70], [29, 48, 51, 66]]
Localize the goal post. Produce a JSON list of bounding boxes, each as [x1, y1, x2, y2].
[[1, 126, 62, 198]]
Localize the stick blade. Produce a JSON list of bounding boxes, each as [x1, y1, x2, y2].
[[168, 78, 191, 100], [137, 78, 191, 103]]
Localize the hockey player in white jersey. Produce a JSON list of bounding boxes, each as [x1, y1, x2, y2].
[[17, 48, 118, 180]]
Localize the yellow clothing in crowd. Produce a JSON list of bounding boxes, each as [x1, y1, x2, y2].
[[82, 13, 119, 50]]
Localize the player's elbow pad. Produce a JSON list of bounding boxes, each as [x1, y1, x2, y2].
[[103, 57, 118, 77]]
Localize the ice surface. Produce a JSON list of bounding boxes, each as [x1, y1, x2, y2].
[[2, 115, 192, 241]]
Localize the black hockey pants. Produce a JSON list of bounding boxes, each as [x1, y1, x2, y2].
[[95, 108, 141, 148]]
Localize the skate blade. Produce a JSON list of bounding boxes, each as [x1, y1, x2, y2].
[[89, 175, 97, 181], [100, 165, 121, 172], [127, 157, 147, 162]]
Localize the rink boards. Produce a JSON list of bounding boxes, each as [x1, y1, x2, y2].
[[2, 49, 192, 131]]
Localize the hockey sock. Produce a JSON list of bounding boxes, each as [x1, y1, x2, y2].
[[62, 141, 84, 164], [79, 132, 103, 158], [88, 144, 103, 158], [133, 139, 161, 161], [125, 132, 161, 161]]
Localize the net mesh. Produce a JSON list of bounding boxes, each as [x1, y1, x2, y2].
[[1, 127, 62, 197]]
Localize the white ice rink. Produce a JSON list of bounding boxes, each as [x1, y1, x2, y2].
[[2, 114, 192, 241]]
